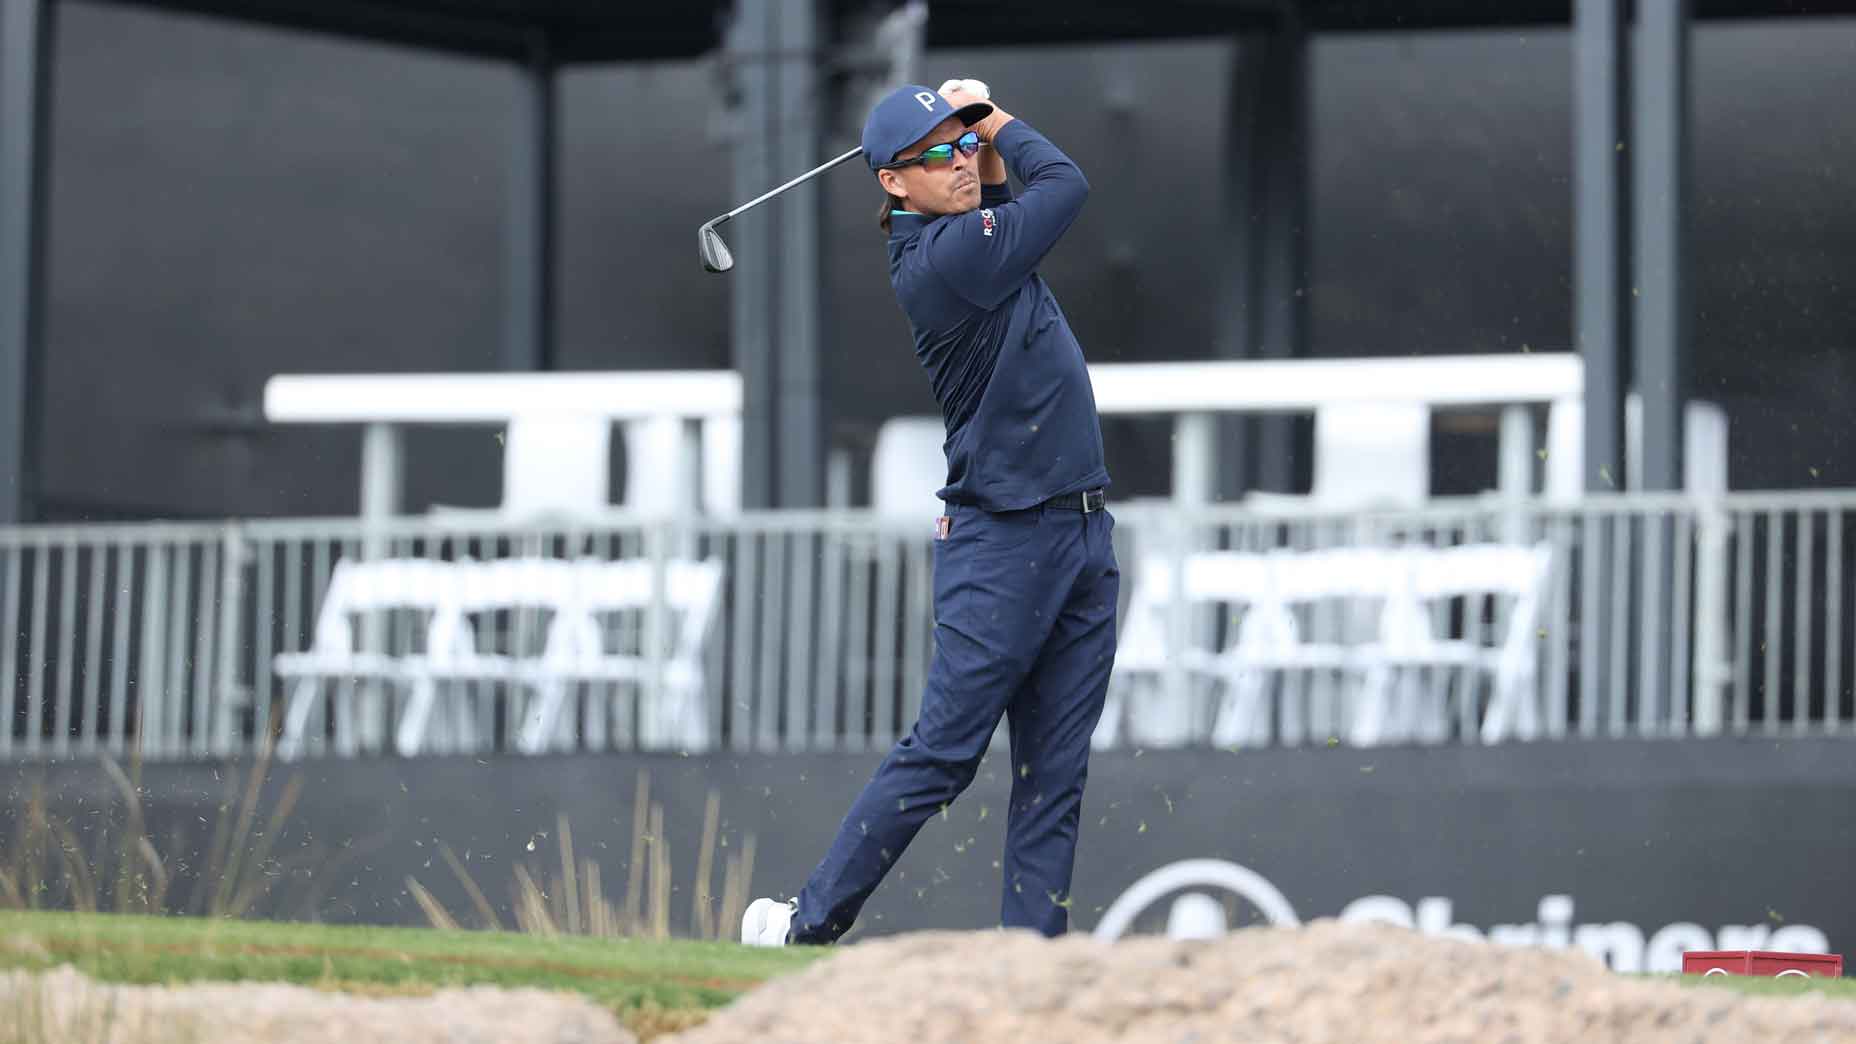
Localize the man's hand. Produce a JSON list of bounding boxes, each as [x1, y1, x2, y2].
[[939, 77, 1012, 190], [938, 78, 1014, 141]]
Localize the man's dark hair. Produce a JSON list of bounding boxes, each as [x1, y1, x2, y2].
[[878, 193, 906, 234]]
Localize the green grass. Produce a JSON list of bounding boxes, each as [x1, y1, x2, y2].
[[1671, 970, 1856, 1000], [0, 909, 827, 1039]]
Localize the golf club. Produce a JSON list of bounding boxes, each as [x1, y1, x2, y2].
[[700, 145, 866, 273]]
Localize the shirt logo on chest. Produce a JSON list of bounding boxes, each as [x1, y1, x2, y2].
[[980, 209, 996, 237]]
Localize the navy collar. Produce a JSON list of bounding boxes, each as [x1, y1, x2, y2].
[[887, 209, 930, 243]]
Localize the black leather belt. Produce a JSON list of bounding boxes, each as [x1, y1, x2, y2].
[[1042, 488, 1107, 513]]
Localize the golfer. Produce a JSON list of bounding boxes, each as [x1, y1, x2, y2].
[[743, 79, 1119, 946]]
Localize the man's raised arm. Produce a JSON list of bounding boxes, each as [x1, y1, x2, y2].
[[926, 101, 1089, 311]]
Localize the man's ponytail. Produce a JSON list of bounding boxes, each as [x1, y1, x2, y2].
[[878, 193, 907, 234]]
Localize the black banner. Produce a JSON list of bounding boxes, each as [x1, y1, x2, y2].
[[5, 738, 1850, 972]]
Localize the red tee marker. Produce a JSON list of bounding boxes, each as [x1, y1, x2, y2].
[[1683, 950, 1844, 979]]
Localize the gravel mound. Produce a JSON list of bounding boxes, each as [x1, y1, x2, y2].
[[0, 964, 637, 1044], [666, 919, 1856, 1044]]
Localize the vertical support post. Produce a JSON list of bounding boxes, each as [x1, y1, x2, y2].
[[1210, 20, 1304, 734], [727, 0, 828, 509], [672, 417, 703, 560], [1576, 0, 1629, 495], [360, 423, 402, 558], [643, 518, 668, 748], [1497, 406, 1533, 500], [1215, 21, 1308, 501], [1634, 0, 1690, 728], [825, 447, 851, 510], [1632, 0, 1689, 494], [727, 0, 777, 510], [504, 38, 557, 372], [1498, 405, 1532, 545], [676, 418, 703, 518], [1213, 36, 1260, 501], [1253, 18, 1308, 495], [1689, 504, 1728, 734], [360, 423, 403, 521], [773, 0, 824, 508], [1163, 413, 1216, 743], [138, 544, 168, 756], [358, 423, 400, 752], [1, 0, 52, 524], [1173, 413, 1216, 514], [213, 526, 246, 755], [1575, 0, 1631, 736]]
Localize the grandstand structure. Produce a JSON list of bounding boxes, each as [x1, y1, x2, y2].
[[0, 337, 1850, 759]]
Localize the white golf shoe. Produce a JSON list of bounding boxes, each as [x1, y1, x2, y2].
[[741, 897, 797, 947]]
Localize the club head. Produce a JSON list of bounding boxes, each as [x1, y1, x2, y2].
[[699, 222, 734, 274]]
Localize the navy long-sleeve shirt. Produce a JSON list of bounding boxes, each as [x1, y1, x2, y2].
[[885, 119, 1111, 513]]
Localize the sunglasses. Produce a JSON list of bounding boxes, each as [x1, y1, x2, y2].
[[881, 131, 983, 170]]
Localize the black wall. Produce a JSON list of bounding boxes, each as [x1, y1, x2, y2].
[[5, 738, 1852, 974], [35, 4, 1856, 520]]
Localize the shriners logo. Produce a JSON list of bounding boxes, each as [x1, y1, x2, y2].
[[1094, 859, 1300, 942], [980, 209, 996, 237], [1095, 858, 1833, 974]]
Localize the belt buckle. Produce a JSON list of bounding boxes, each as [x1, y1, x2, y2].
[[1081, 489, 1104, 513]]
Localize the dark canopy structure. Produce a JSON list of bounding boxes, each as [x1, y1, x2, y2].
[[65, 0, 1856, 57], [4, 0, 1855, 519]]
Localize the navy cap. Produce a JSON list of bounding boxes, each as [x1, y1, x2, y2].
[[861, 85, 993, 172]]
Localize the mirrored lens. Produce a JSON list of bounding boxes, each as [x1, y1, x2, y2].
[[907, 131, 982, 169], [919, 134, 980, 167]]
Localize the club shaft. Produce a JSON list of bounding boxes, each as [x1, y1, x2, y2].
[[719, 146, 864, 224]]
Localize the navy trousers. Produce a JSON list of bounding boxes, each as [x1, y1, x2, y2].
[[792, 500, 1119, 942]]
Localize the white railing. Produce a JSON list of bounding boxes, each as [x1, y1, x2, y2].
[[0, 491, 1851, 761]]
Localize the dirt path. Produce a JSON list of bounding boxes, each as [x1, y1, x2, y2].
[[0, 965, 637, 1044], [668, 919, 1856, 1044]]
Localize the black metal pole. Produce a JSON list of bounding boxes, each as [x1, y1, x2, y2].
[[773, 0, 824, 509], [0, 0, 52, 523], [504, 36, 557, 372], [1631, 0, 1692, 729], [727, 0, 778, 510], [1633, 0, 1689, 493], [1214, 35, 1261, 501], [1216, 21, 1307, 501], [1253, 18, 1308, 496], [1575, 0, 1629, 494], [1573, 0, 1633, 736]]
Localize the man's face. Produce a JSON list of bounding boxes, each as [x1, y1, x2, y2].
[[879, 116, 981, 217]]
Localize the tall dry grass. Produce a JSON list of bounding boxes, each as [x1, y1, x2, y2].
[[0, 734, 305, 919], [0, 735, 751, 943], [409, 767, 757, 941]]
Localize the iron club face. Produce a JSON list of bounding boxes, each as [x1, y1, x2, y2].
[[699, 221, 734, 273], [698, 145, 864, 274]]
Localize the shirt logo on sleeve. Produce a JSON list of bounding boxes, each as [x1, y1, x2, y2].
[[980, 208, 996, 237]]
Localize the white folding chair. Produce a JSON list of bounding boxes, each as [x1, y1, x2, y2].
[[518, 558, 725, 753], [274, 558, 465, 760], [1421, 543, 1554, 744], [1212, 548, 1411, 748], [397, 557, 585, 756]]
